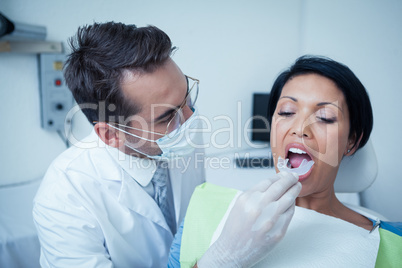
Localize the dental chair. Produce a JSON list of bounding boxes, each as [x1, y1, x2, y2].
[[0, 178, 42, 268], [334, 139, 386, 220]]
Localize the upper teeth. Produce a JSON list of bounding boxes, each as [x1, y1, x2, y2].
[[289, 148, 307, 154]]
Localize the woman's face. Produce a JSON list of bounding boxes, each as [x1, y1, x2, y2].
[[270, 73, 354, 197]]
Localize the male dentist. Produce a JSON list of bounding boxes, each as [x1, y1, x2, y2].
[[33, 22, 301, 267]]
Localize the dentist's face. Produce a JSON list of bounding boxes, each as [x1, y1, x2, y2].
[[270, 73, 353, 197], [120, 58, 193, 157]]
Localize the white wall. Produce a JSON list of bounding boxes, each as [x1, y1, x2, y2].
[[1, 0, 401, 221]]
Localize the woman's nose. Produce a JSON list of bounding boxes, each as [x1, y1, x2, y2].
[[291, 115, 312, 138]]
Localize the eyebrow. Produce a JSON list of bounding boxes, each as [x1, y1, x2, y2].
[[279, 96, 343, 112], [317, 102, 343, 112], [280, 96, 297, 102], [154, 75, 189, 122]]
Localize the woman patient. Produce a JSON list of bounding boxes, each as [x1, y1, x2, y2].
[[169, 55, 402, 267]]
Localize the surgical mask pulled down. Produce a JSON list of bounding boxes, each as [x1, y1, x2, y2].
[[108, 107, 203, 160]]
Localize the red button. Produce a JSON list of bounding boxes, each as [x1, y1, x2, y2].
[[55, 79, 62, 86]]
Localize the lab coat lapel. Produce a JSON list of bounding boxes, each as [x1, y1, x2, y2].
[[118, 171, 172, 234]]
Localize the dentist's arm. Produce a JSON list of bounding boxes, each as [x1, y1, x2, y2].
[[196, 172, 301, 268]]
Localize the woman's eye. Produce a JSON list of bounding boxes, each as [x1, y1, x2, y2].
[[316, 108, 337, 124], [278, 111, 294, 117], [317, 116, 336, 124]]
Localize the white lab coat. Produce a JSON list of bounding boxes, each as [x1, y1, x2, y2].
[[33, 132, 205, 267]]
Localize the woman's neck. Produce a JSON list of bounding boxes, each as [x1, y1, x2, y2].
[[296, 188, 342, 217], [296, 188, 373, 231]]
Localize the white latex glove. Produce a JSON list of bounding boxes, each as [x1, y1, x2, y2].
[[197, 172, 301, 268]]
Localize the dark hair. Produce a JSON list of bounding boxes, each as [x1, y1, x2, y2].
[[267, 55, 373, 152], [64, 22, 174, 124]]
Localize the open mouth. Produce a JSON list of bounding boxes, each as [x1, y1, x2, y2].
[[276, 143, 315, 180], [286, 147, 313, 169]]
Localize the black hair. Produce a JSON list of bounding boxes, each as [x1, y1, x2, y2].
[[64, 22, 174, 124], [267, 55, 373, 152]]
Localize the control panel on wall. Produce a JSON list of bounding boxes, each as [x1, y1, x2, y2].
[[38, 53, 74, 132]]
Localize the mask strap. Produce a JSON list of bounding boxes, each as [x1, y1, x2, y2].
[[124, 142, 161, 160], [107, 123, 157, 142], [112, 122, 165, 136]]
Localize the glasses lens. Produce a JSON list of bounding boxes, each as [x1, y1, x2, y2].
[[166, 109, 185, 138], [165, 76, 199, 138], [186, 77, 199, 108]]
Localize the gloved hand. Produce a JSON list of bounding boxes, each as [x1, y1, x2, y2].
[[197, 172, 301, 268]]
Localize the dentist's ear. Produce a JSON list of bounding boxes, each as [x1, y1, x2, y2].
[[345, 133, 363, 156], [94, 122, 125, 148]]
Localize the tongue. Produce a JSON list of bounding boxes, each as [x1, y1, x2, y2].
[[289, 153, 311, 168]]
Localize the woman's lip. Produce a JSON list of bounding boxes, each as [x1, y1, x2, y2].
[[298, 165, 314, 182]]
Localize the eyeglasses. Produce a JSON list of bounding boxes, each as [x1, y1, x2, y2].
[[95, 75, 199, 140], [164, 75, 199, 136]]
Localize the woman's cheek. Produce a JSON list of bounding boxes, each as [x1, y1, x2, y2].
[[316, 128, 343, 168], [270, 117, 287, 152], [270, 116, 279, 149]]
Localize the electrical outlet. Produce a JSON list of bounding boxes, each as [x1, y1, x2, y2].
[[38, 53, 74, 132]]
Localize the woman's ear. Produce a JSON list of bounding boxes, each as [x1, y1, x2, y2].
[[94, 122, 124, 148], [345, 133, 363, 156]]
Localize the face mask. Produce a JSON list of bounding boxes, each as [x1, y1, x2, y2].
[[108, 107, 203, 161]]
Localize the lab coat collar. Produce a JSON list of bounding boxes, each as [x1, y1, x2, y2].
[[81, 130, 177, 234], [78, 130, 156, 187], [118, 169, 173, 234], [104, 142, 173, 234], [105, 143, 156, 187]]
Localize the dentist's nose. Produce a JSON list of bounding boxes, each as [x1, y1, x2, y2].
[[182, 104, 193, 123]]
